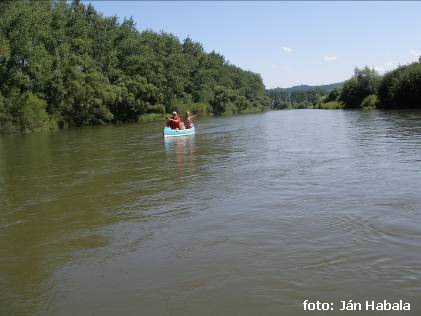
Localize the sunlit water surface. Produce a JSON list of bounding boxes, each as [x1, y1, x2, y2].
[[1, 110, 421, 315]]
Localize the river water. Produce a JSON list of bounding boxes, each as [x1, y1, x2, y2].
[[1, 110, 421, 315]]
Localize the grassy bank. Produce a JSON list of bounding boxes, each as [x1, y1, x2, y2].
[[138, 103, 267, 123], [317, 101, 344, 110]]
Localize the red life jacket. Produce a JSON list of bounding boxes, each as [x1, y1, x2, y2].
[[169, 116, 180, 129]]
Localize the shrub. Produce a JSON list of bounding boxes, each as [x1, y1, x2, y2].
[[223, 103, 238, 116], [0, 94, 15, 133], [319, 101, 343, 109], [138, 113, 167, 122], [339, 67, 380, 108], [146, 103, 165, 114], [171, 101, 212, 116], [361, 94, 379, 109], [325, 88, 341, 102], [18, 93, 53, 132], [190, 102, 212, 115], [378, 62, 421, 108]]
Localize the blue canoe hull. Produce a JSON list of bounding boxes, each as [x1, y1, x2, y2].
[[163, 125, 195, 137]]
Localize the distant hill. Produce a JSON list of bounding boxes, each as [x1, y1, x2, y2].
[[269, 82, 343, 93], [266, 82, 344, 109]]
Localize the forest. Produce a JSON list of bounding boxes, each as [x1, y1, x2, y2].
[[1, 1, 420, 134], [266, 63, 421, 111], [330, 63, 421, 110], [0, 0, 270, 134], [266, 83, 342, 109]]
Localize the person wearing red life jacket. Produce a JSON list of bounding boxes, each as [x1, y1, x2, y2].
[[166, 111, 180, 130]]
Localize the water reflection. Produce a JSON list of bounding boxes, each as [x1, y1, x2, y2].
[[164, 136, 196, 172]]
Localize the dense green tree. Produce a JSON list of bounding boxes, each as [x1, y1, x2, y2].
[[268, 61, 421, 111], [266, 87, 329, 109], [378, 62, 421, 108], [0, 0, 269, 133], [339, 67, 380, 108], [325, 88, 341, 103], [210, 86, 238, 115]]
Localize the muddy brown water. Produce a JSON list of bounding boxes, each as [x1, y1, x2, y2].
[[1, 110, 421, 315]]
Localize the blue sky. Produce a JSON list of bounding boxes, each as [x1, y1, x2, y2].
[[84, 1, 421, 88]]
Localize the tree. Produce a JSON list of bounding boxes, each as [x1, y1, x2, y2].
[[378, 62, 421, 109], [339, 67, 380, 108], [0, 0, 270, 133]]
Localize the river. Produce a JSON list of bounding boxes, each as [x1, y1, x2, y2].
[[1, 110, 421, 315]]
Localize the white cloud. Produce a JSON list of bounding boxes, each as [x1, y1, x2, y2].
[[374, 66, 385, 73], [384, 61, 394, 67], [323, 56, 337, 62], [281, 46, 292, 53], [410, 49, 421, 57]]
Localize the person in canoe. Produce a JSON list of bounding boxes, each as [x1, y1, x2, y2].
[[184, 111, 198, 129], [179, 120, 186, 130], [166, 111, 181, 130]]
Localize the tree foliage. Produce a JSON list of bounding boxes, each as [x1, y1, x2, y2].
[[325, 88, 341, 103], [360, 94, 379, 109], [0, 0, 269, 133], [377, 62, 421, 108], [266, 87, 331, 109], [337, 64, 421, 109], [339, 67, 380, 109], [266, 60, 421, 111]]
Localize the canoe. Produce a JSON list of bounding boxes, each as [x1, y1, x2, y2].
[[163, 125, 195, 137]]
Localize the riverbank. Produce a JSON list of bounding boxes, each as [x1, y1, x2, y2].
[[114, 106, 267, 124], [0, 104, 268, 135], [266, 63, 421, 111]]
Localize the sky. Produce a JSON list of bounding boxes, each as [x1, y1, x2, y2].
[[84, 1, 421, 88]]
